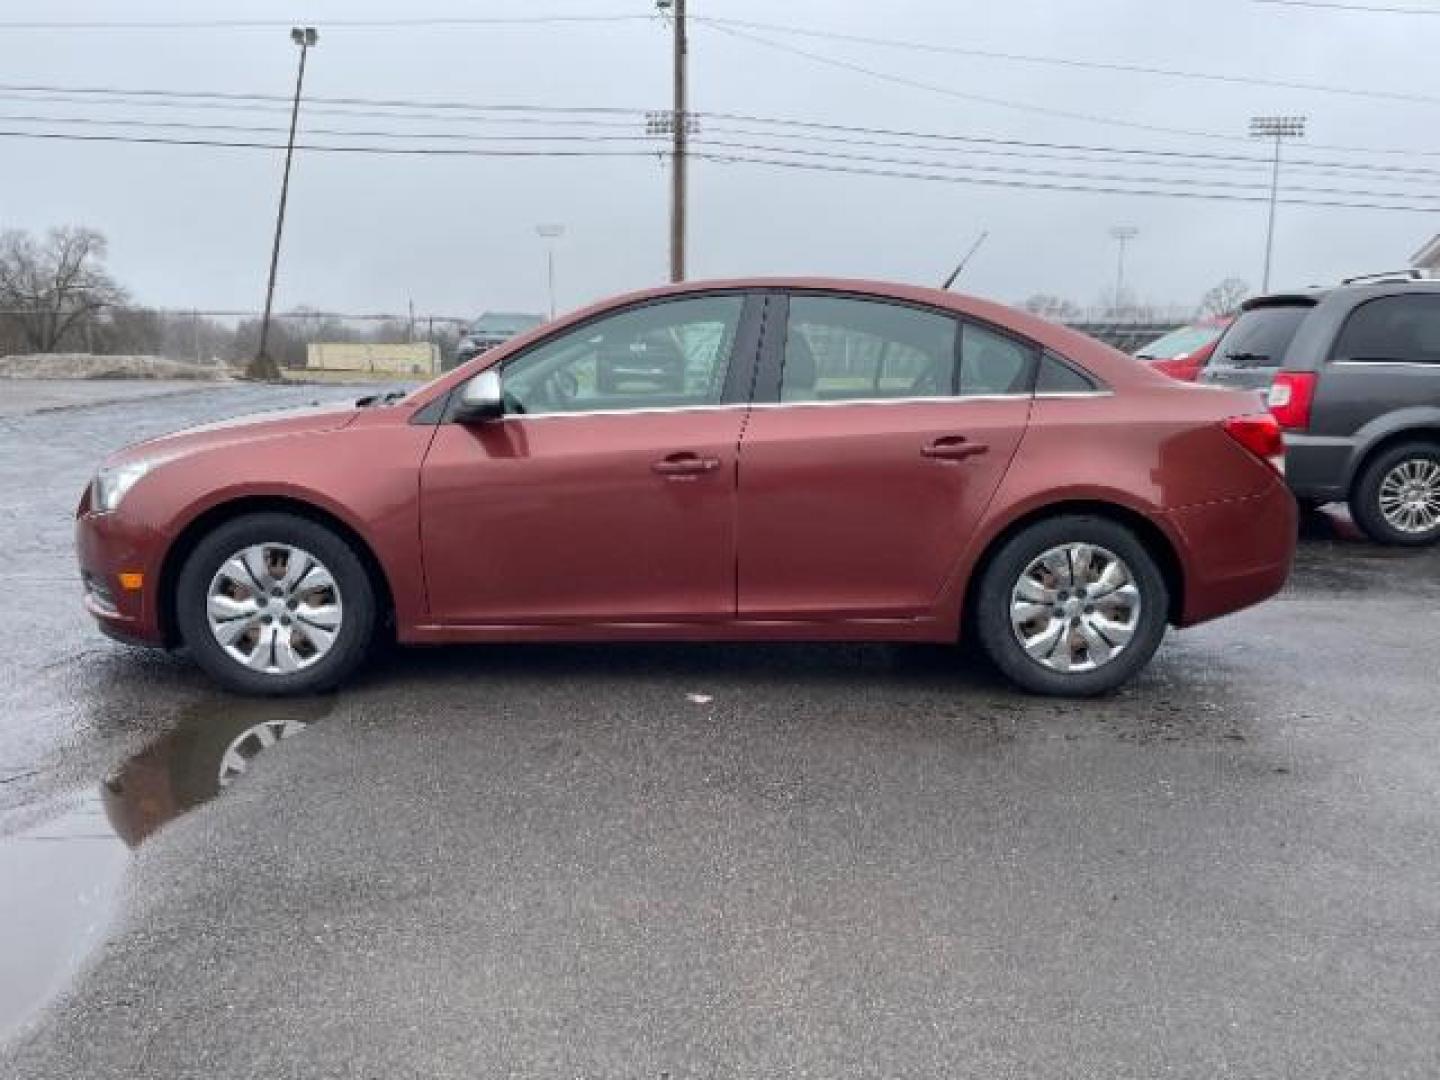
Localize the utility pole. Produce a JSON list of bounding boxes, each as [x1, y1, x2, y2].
[[655, 0, 688, 282], [250, 26, 317, 381], [1250, 115, 1306, 293], [1109, 226, 1139, 315]]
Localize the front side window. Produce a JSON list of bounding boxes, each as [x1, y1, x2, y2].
[[781, 296, 959, 403], [501, 295, 744, 415], [1334, 295, 1440, 365]]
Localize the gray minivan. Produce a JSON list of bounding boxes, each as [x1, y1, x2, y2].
[[1202, 277, 1440, 545]]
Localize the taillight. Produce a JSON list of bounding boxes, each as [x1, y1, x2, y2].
[[1267, 371, 1317, 431], [1223, 414, 1286, 474]]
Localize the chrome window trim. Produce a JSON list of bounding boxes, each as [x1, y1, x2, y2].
[[491, 389, 1110, 421]]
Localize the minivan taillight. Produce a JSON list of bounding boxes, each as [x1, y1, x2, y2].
[[1223, 414, 1285, 474], [1267, 371, 1317, 431]]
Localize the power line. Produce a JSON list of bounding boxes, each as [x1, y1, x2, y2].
[[693, 150, 1440, 214], [12, 108, 1440, 186], [7, 79, 1440, 161], [701, 21, 1252, 145], [695, 15, 1440, 109], [689, 138, 1440, 203], [0, 129, 664, 158], [1254, 0, 1440, 12], [6, 125, 1439, 212], [0, 14, 655, 31]]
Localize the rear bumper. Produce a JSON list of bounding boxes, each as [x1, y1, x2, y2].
[[75, 509, 168, 647], [1283, 433, 1356, 501], [1165, 480, 1298, 627]]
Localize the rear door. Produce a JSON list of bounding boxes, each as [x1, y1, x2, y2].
[[1313, 292, 1440, 436], [735, 292, 1032, 621]]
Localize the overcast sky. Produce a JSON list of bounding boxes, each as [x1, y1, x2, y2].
[[4, 0, 1439, 321]]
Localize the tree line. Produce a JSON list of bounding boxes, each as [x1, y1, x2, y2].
[[0, 225, 462, 367]]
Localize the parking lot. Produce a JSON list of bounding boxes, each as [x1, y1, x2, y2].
[[2, 382, 1439, 1077]]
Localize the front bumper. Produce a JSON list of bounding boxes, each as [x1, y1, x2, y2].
[[75, 507, 168, 647]]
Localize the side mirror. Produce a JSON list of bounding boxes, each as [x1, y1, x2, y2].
[[454, 369, 503, 422]]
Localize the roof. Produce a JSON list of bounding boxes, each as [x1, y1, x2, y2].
[[1411, 234, 1440, 270]]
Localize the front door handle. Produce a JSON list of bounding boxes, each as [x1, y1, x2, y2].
[[922, 436, 988, 461], [652, 452, 722, 478]]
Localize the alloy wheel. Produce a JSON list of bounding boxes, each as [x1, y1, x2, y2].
[[1377, 457, 1440, 536], [206, 543, 344, 674], [1009, 542, 1141, 674]]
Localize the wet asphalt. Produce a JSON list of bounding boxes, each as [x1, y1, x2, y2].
[[1, 382, 1438, 1078]]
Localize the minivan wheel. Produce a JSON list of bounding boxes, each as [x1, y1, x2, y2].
[[1350, 441, 1440, 547], [973, 516, 1169, 697], [175, 513, 376, 695]]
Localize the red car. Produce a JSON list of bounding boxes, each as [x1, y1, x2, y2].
[[1135, 317, 1233, 381], [77, 280, 1295, 697]]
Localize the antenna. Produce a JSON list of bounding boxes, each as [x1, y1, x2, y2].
[[941, 230, 989, 291]]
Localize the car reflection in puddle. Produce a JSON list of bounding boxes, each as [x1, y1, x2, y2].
[[0, 697, 330, 1043], [101, 699, 325, 847]]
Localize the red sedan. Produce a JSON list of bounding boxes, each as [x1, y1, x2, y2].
[[76, 280, 1295, 697], [1135, 316, 1232, 381]]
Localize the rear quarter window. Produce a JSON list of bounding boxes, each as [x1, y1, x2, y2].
[[1333, 294, 1440, 365]]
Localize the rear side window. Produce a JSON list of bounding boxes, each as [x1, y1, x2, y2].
[[1209, 305, 1311, 371], [781, 296, 958, 402], [1333, 295, 1440, 365]]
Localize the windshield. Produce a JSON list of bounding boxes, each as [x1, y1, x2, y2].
[[1207, 305, 1311, 370], [1136, 323, 1225, 359]]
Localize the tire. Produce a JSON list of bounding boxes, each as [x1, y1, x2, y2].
[[973, 515, 1170, 697], [175, 512, 376, 695], [1349, 441, 1440, 547]]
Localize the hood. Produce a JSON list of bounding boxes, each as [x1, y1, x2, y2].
[[106, 402, 360, 467]]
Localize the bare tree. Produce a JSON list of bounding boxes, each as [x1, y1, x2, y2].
[[1199, 277, 1250, 319], [0, 226, 127, 353], [1020, 294, 1083, 322]]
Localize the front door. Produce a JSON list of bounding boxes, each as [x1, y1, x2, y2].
[[420, 293, 759, 625], [737, 293, 1033, 620]]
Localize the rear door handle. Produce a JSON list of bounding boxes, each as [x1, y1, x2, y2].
[[652, 452, 722, 478], [922, 436, 988, 461]]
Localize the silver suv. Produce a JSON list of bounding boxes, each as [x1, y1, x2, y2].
[[1201, 276, 1440, 546]]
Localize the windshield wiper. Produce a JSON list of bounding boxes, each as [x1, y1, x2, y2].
[[355, 389, 409, 408], [1221, 351, 1271, 368]]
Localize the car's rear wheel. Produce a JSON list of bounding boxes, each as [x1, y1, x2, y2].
[[175, 513, 376, 695], [1350, 441, 1440, 547], [974, 515, 1169, 697]]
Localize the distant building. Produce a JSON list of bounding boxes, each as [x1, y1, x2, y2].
[[1412, 234, 1440, 276]]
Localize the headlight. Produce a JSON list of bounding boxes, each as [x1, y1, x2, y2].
[[91, 461, 155, 514]]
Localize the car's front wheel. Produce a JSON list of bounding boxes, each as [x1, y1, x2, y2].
[[973, 515, 1170, 697], [1350, 441, 1440, 547], [175, 512, 376, 695]]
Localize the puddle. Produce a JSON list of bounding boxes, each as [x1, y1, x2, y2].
[[0, 697, 331, 1043]]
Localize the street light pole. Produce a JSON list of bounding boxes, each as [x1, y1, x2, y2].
[[1250, 115, 1306, 293], [1109, 226, 1139, 315], [250, 26, 317, 381], [536, 224, 565, 320]]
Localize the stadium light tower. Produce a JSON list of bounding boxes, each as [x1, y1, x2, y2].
[[536, 223, 565, 320], [1109, 225, 1139, 315], [1250, 115, 1307, 293]]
